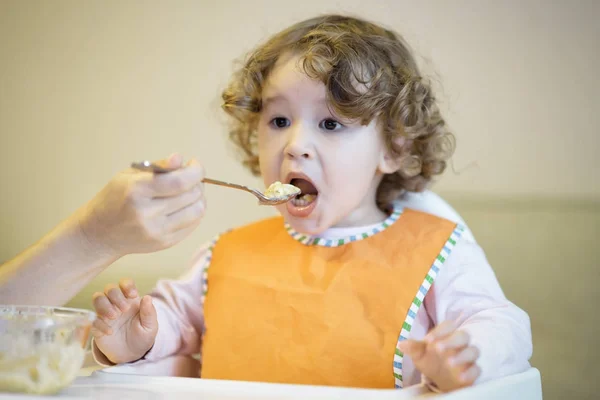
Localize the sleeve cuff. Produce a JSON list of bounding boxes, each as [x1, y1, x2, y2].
[[90, 337, 116, 367], [90, 337, 156, 367]]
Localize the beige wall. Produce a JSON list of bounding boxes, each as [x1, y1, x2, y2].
[[1, 0, 598, 267], [1, 1, 599, 399]]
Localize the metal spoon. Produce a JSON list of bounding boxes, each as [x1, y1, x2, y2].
[[131, 160, 299, 206]]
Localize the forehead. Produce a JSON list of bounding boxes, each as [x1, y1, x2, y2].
[[262, 53, 327, 104]]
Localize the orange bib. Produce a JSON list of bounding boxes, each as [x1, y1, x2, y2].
[[201, 208, 461, 388]]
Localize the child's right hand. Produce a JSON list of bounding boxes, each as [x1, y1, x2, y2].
[[91, 278, 158, 364]]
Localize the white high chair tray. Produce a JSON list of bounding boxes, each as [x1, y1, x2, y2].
[[0, 361, 542, 400]]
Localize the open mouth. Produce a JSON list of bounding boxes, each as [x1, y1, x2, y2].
[[289, 178, 318, 208]]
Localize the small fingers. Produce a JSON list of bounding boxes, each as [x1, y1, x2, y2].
[[436, 330, 470, 352], [397, 339, 427, 361], [119, 278, 138, 299], [425, 320, 457, 343], [92, 292, 118, 320], [138, 295, 158, 332], [459, 363, 481, 386], [92, 318, 113, 337], [104, 283, 130, 313], [449, 346, 480, 367]]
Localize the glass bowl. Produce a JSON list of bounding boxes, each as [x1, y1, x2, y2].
[[0, 305, 95, 395]]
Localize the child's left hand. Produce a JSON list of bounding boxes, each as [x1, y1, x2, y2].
[[397, 320, 481, 392]]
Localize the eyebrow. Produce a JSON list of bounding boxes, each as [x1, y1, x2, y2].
[[261, 95, 286, 108], [262, 94, 328, 108]]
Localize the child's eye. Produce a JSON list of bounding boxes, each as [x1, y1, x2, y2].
[[270, 117, 290, 129], [319, 119, 343, 131]]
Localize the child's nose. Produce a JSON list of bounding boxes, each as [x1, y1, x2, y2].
[[284, 124, 315, 160]]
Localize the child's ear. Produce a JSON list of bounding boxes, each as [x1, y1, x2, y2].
[[379, 151, 402, 174], [378, 136, 406, 174]]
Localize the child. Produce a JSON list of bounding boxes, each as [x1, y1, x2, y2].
[[90, 14, 532, 392]]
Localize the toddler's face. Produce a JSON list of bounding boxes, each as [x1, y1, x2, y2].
[[257, 53, 398, 234]]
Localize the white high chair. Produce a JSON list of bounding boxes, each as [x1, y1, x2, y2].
[[74, 354, 543, 399], [432, 368, 542, 399], [394, 190, 475, 243]]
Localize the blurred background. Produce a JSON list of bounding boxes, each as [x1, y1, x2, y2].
[[1, 1, 598, 399]]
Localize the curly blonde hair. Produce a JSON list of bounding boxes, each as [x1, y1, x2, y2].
[[222, 14, 455, 210]]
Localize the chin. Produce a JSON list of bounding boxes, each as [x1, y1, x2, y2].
[[280, 211, 329, 236]]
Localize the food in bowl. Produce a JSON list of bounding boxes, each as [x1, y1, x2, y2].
[[0, 305, 95, 395]]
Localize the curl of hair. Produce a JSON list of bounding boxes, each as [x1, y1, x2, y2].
[[221, 15, 455, 211]]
